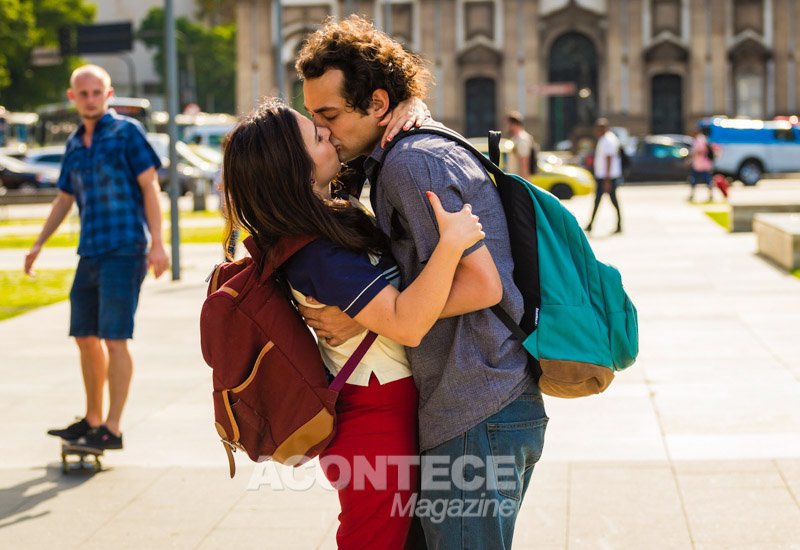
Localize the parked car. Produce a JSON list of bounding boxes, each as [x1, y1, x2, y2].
[[0, 154, 59, 191], [470, 137, 594, 199], [22, 145, 66, 171], [624, 135, 691, 182], [187, 143, 223, 166], [146, 133, 219, 195], [701, 116, 800, 185]]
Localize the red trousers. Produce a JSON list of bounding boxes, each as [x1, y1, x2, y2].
[[320, 375, 419, 550]]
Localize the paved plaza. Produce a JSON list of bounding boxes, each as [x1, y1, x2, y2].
[[1, 183, 799, 549]]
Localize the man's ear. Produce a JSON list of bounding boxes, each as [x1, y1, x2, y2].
[[107, 86, 115, 99], [67, 89, 75, 101], [369, 89, 390, 119]]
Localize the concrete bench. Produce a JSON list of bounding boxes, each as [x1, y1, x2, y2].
[[753, 213, 800, 270], [729, 190, 800, 232]]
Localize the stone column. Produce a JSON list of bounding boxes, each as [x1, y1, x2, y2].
[[626, 0, 646, 135], [235, 0, 275, 114], [526, 0, 542, 142], [789, 0, 798, 113], [712, 0, 729, 114], [605, 0, 621, 115], [439, 0, 459, 130]]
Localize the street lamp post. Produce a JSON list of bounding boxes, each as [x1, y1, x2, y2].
[[165, 0, 181, 280]]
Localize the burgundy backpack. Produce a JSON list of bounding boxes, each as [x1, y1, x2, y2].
[[200, 236, 376, 477]]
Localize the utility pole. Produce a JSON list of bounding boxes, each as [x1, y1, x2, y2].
[[273, 0, 284, 98], [166, 0, 181, 280]]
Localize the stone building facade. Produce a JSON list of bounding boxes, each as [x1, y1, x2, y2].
[[235, 0, 799, 146]]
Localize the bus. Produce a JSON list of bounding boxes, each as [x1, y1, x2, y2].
[[150, 110, 236, 148], [34, 97, 152, 146], [0, 107, 38, 154]]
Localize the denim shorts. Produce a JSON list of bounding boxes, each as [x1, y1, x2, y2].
[[69, 254, 148, 340], [690, 169, 712, 186]]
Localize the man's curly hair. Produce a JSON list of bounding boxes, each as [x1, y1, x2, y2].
[[296, 15, 431, 113]]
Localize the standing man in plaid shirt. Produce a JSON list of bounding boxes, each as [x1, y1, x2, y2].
[[25, 65, 169, 451]]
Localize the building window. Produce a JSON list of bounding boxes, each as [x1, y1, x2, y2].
[[465, 1, 494, 42], [464, 77, 496, 138], [734, 0, 764, 35], [389, 4, 414, 45], [547, 32, 598, 146], [651, 0, 681, 36], [735, 69, 765, 118], [376, 1, 418, 50], [651, 74, 683, 134], [457, 0, 501, 51]]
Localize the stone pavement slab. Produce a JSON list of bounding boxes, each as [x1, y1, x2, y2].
[[1, 183, 800, 548]]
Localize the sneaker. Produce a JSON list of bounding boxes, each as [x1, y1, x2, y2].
[[47, 418, 92, 441], [70, 425, 123, 452]]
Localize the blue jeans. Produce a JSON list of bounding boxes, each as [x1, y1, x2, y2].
[[417, 382, 548, 549]]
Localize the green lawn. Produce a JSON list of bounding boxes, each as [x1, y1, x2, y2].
[[0, 223, 239, 249], [0, 217, 51, 226], [0, 209, 222, 227], [0, 269, 74, 321]]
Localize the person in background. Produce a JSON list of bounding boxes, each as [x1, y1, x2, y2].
[[506, 111, 538, 179], [688, 128, 714, 202], [585, 117, 623, 234]]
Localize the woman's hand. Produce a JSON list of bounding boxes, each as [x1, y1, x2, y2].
[[379, 97, 430, 147], [427, 191, 485, 252]]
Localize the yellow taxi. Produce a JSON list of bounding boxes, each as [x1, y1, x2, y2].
[[469, 137, 595, 200]]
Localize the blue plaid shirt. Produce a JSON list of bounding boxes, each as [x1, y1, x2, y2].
[[58, 110, 161, 257]]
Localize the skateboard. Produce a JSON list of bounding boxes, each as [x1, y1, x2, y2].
[[61, 441, 104, 474]]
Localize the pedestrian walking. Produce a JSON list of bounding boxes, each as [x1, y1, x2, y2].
[[585, 117, 623, 234]]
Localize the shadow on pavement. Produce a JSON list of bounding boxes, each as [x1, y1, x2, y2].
[[0, 464, 100, 530]]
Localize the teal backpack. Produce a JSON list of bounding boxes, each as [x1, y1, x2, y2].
[[379, 127, 639, 398]]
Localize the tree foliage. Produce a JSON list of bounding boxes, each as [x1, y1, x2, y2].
[[138, 7, 236, 114], [195, 0, 236, 26], [0, 0, 96, 110]]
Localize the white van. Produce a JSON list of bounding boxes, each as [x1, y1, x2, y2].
[[701, 117, 800, 185], [182, 123, 236, 150]]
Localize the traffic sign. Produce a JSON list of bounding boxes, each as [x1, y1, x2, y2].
[[59, 22, 133, 56], [529, 82, 577, 96]]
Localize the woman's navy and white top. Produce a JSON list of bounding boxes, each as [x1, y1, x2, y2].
[[284, 239, 412, 386]]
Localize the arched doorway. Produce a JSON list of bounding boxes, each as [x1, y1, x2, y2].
[[548, 32, 598, 147], [651, 74, 683, 134], [464, 77, 496, 138]]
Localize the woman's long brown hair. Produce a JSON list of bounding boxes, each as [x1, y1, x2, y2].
[[221, 98, 388, 263]]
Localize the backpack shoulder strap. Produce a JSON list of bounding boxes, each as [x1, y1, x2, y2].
[[377, 125, 506, 182], [488, 130, 502, 166], [243, 235, 317, 282], [376, 126, 542, 344]]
